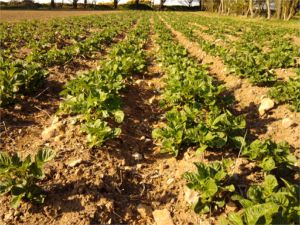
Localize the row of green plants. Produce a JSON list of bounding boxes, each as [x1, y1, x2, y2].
[[0, 14, 135, 106], [59, 16, 150, 148], [162, 13, 299, 86], [1, 14, 125, 52], [1, 14, 150, 208], [269, 68, 300, 111], [152, 17, 299, 224], [0, 148, 55, 208]]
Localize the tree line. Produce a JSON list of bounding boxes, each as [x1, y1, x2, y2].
[[46, 0, 299, 20]]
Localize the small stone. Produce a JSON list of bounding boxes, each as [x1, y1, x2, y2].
[[135, 79, 143, 85], [4, 210, 13, 222], [120, 159, 126, 166], [259, 98, 275, 116], [124, 166, 132, 171], [226, 201, 237, 212], [282, 118, 294, 128], [152, 209, 174, 225], [67, 158, 82, 167], [75, 168, 84, 176], [166, 178, 174, 185], [14, 104, 22, 110], [136, 164, 143, 170], [132, 153, 143, 160], [54, 135, 63, 142], [137, 203, 152, 218], [184, 186, 199, 205], [148, 96, 156, 104], [41, 121, 64, 140], [140, 136, 146, 140]]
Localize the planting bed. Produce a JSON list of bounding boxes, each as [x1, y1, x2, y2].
[[0, 11, 299, 224]]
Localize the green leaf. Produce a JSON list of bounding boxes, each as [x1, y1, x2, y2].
[[262, 175, 278, 195], [0, 152, 11, 168], [11, 193, 25, 209], [244, 202, 279, 225], [260, 157, 276, 172], [35, 148, 55, 166], [113, 110, 124, 123], [227, 212, 244, 225], [203, 178, 218, 197]]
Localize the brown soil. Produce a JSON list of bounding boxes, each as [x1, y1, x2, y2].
[[189, 22, 209, 31], [161, 18, 300, 150], [190, 22, 239, 43], [275, 68, 297, 81], [0, 10, 120, 22]]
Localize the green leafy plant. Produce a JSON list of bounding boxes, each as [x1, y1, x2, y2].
[[241, 139, 296, 172], [0, 59, 47, 106], [269, 73, 300, 112], [81, 119, 121, 148], [183, 159, 235, 214], [59, 16, 149, 148], [222, 175, 300, 225], [0, 148, 55, 208]]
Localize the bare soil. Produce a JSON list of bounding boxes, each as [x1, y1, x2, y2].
[[0, 10, 120, 22]]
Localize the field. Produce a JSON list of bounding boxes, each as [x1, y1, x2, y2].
[[0, 11, 299, 224], [0, 10, 119, 22]]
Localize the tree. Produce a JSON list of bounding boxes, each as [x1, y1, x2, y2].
[[180, 0, 194, 7], [248, 0, 254, 17], [72, 0, 78, 8], [113, 0, 120, 8], [283, 0, 299, 20], [84, 0, 87, 8], [266, 0, 271, 19], [51, 0, 55, 7], [160, 0, 166, 10], [276, 0, 283, 19]]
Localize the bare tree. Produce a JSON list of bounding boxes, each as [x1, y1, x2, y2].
[[199, 0, 202, 10], [180, 0, 194, 7], [284, 0, 298, 20], [276, 0, 283, 19], [113, 0, 120, 9], [266, 0, 271, 19], [159, 0, 166, 9], [248, 0, 254, 17]]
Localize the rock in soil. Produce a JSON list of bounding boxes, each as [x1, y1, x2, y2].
[[137, 203, 152, 218], [152, 209, 174, 225], [67, 158, 83, 167], [282, 118, 295, 128], [184, 186, 199, 205], [258, 98, 275, 116]]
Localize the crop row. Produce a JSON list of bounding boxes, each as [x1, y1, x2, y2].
[[59, 15, 150, 147], [162, 13, 299, 85], [161, 13, 300, 111], [152, 16, 299, 224], [0, 14, 151, 208], [0, 14, 136, 106]]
